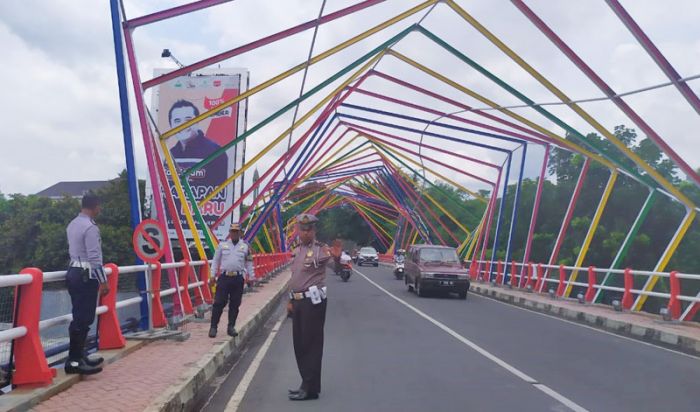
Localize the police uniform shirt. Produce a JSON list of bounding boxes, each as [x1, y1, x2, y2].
[[212, 239, 254, 277], [66, 212, 107, 283], [289, 241, 332, 292]]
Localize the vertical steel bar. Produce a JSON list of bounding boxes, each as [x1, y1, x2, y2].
[[593, 189, 655, 303], [564, 170, 619, 296], [488, 154, 512, 281], [503, 143, 527, 283], [520, 144, 549, 280], [110, 0, 149, 329], [539, 158, 590, 291]]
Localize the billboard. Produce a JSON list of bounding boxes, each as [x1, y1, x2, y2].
[[149, 68, 249, 242]]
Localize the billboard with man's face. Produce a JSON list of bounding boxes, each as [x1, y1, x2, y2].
[[150, 68, 249, 242]]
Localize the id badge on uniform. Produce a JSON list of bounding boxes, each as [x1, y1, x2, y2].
[[308, 285, 322, 305]]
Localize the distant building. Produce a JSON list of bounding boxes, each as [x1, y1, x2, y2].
[[36, 181, 112, 200]]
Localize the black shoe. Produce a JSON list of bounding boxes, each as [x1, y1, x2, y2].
[[83, 354, 104, 367], [208, 327, 217, 338], [288, 388, 320, 395], [227, 325, 239, 337], [289, 389, 318, 401], [65, 358, 103, 375]]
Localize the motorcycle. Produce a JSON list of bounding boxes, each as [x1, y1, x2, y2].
[[394, 262, 405, 280], [339, 262, 352, 282]]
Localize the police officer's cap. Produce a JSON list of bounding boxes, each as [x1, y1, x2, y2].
[[297, 213, 318, 229], [229, 222, 242, 231]]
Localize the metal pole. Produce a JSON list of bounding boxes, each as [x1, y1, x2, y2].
[[488, 154, 512, 281], [593, 189, 656, 303], [110, 0, 149, 330], [503, 143, 527, 284]]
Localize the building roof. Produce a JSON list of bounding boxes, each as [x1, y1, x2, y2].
[[35, 180, 112, 198]]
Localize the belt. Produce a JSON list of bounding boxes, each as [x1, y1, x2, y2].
[[69, 261, 91, 269], [289, 286, 327, 301], [222, 270, 243, 277]]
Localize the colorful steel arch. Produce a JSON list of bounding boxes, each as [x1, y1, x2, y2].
[[113, 0, 700, 321]]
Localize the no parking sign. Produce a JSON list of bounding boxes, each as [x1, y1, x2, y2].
[[132, 219, 166, 264]]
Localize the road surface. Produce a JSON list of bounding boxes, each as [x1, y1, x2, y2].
[[202, 264, 700, 412]]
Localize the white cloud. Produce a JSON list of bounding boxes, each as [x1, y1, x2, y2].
[[1, 0, 699, 197]]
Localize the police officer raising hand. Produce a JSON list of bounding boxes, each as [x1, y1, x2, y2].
[[287, 213, 340, 401]]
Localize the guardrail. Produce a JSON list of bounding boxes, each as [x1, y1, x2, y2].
[[469, 259, 700, 323], [3, 253, 292, 387]]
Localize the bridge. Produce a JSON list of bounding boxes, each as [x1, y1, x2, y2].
[[2, 0, 700, 411]]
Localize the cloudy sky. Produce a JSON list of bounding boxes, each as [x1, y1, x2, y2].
[[1, 0, 699, 196]]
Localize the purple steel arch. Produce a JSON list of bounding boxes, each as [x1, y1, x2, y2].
[[605, 0, 700, 117]]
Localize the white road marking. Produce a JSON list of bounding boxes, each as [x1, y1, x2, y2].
[[354, 268, 589, 412], [223, 313, 287, 412], [470, 289, 700, 361]]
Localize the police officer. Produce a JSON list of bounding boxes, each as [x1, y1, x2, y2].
[[287, 213, 340, 401], [209, 222, 254, 338], [65, 192, 109, 375]]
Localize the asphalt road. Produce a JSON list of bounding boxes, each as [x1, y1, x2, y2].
[[203, 264, 700, 412]]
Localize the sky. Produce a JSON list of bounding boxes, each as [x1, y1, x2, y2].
[[1, 0, 699, 196]]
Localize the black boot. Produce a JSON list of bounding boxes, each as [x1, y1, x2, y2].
[[83, 353, 104, 367], [227, 325, 238, 337], [288, 389, 319, 401], [65, 358, 103, 375], [81, 331, 103, 367], [209, 327, 217, 338]]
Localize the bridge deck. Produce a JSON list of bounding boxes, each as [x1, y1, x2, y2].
[[26, 273, 290, 412], [19, 265, 700, 411], [205, 265, 700, 412]]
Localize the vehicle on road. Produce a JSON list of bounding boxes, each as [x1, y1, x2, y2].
[[405, 245, 469, 299], [393, 249, 406, 279], [339, 262, 352, 281], [338, 251, 353, 281], [394, 261, 405, 279], [356, 246, 379, 267]]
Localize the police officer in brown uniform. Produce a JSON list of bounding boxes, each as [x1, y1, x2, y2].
[[287, 213, 340, 401]]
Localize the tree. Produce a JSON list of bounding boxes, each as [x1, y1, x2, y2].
[[0, 170, 144, 274]]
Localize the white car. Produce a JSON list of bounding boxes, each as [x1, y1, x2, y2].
[[357, 247, 379, 267]]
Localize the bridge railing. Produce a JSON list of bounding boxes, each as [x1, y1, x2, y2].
[[378, 254, 394, 263], [470, 260, 700, 322], [2, 253, 292, 387]]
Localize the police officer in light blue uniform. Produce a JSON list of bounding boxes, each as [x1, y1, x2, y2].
[[65, 192, 109, 375], [209, 222, 255, 338]]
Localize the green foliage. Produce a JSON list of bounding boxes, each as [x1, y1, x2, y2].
[[4, 122, 700, 297], [0, 170, 144, 274]]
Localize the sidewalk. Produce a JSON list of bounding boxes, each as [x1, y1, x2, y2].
[[470, 281, 700, 356], [6, 271, 290, 412]]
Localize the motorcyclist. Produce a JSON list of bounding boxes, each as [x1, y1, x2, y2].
[[340, 250, 352, 265], [394, 249, 406, 264]]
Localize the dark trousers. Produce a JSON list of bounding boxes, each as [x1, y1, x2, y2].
[[211, 275, 244, 328], [66, 267, 99, 361], [292, 298, 327, 394]]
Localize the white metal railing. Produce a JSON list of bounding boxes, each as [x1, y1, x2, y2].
[[0, 260, 209, 346], [2, 252, 293, 387], [472, 260, 700, 312], [1, 255, 293, 342]]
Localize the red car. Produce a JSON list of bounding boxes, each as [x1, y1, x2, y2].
[[404, 245, 469, 299]]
